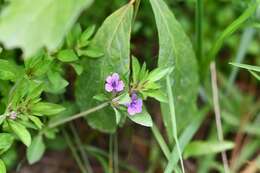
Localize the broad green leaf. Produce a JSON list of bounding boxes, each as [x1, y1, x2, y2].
[[183, 141, 234, 158], [31, 102, 65, 116], [76, 3, 133, 133], [150, 0, 199, 141], [128, 108, 153, 127], [8, 120, 31, 147], [26, 135, 46, 164], [0, 159, 6, 173], [57, 49, 78, 62], [0, 133, 14, 154], [0, 0, 93, 57]]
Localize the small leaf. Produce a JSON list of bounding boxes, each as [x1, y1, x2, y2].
[[112, 107, 122, 124], [0, 133, 14, 154], [57, 49, 78, 62], [147, 67, 171, 82], [128, 108, 153, 127], [8, 120, 31, 147], [26, 135, 46, 164], [31, 102, 65, 116], [71, 63, 83, 75], [28, 116, 43, 129], [79, 25, 96, 47], [0, 159, 6, 173], [93, 94, 108, 102], [78, 47, 104, 58], [132, 56, 141, 83], [183, 141, 234, 159], [117, 93, 131, 105], [67, 23, 82, 47], [0, 115, 6, 125], [146, 90, 168, 103]]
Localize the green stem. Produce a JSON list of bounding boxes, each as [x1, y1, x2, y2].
[[166, 75, 185, 173], [48, 102, 110, 128], [196, 0, 203, 63], [62, 128, 87, 173], [70, 123, 93, 173]]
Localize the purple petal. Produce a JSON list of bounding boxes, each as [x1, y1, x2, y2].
[[127, 106, 136, 116], [105, 83, 113, 92], [115, 80, 124, 92], [131, 93, 138, 100], [111, 73, 119, 81], [135, 99, 143, 113], [106, 75, 113, 83]]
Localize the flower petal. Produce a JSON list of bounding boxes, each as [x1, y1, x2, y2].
[[112, 73, 119, 81], [116, 80, 124, 92], [106, 75, 113, 83], [105, 83, 113, 92], [127, 106, 136, 115]]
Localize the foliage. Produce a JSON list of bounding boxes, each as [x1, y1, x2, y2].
[[0, 0, 259, 172]]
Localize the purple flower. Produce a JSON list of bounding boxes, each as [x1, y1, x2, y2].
[[105, 73, 124, 93], [126, 93, 143, 115], [9, 111, 17, 120]]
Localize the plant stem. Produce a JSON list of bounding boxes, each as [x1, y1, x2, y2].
[[195, 0, 203, 63], [62, 128, 87, 173], [166, 76, 185, 173], [70, 123, 93, 173], [48, 102, 110, 128], [210, 62, 230, 173]]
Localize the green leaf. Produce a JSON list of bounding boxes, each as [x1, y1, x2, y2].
[[132, 56, 141, 83], [77, 47, 104, 58], [26, 135, 46, 164], [117, 93, 131, 105], [0, 133, 14, 154], [71, 63, 83, 75], [128, 108, 153, 127], [75, 3, 133, 133], [57, 49, 78, 62], [45, 71, 69, 94], [0, 0, 93, 57], [78, 25, 96, 47], [150, 0, 199, 141], [230, 62, 260, 72], [249, 70, 260, 80], [31, 102, 65, 116], [146, 90, 167, 103], [93, 94, 108, 102], [28, 116, 43, 129], [0, 60, 19, 81], [8, 120, 31, 147], [147, 67, 171, 83], [66, 23, 82, 47], [112, 107, 122, 124], [202, 2, 258, 76], [0, 159, 6, 173], [183, 141, 234, 159], [0, 115, 5, 125]]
